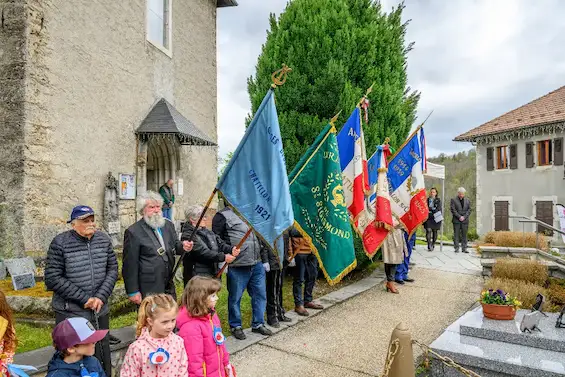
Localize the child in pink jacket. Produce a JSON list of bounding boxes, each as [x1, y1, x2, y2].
[[121, 294, 188, 377], [177, 276, 235, 377]]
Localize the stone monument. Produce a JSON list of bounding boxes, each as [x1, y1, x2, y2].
[[104, 172, 121, 247], [4, 257, 36, 290]]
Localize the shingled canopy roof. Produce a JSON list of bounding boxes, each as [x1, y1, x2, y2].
[[454, 85, 565, 142], [217, 0, 238, 7], [136, 98, 216, 146]]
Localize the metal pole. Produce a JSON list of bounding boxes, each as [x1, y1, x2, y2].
[[440, 178, 445, 252]]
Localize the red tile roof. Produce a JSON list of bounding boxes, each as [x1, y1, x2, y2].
[[454, 85, 565, 142]]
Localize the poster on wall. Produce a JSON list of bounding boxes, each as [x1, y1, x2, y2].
[[556, 204, 565, 243], [177, 178, 184, 196], [119, 173, 136, 200]]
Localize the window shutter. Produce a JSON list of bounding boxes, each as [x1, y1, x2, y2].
[[526, 142, 534, 168], [509, 144, 517, 169], [554, 138, 563, 166], [486, 147, 494, 171]]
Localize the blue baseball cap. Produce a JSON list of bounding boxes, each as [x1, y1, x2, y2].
[[68, 205, 95, 223]]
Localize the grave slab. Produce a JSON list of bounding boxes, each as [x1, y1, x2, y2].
[[4, 257, 36, 276], [0, 261, 6, 280], [459, 308, 565, 352]]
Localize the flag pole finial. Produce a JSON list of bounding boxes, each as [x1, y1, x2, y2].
[[357, 82, 375, 107], [384, 137, 390, 145], [330, 110, 342, 126], [271, 64, 292, 88]]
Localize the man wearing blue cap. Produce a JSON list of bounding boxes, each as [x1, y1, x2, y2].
[[45, 205, 118, 377]]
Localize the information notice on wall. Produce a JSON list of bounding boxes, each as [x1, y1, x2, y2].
[[177, 178, 184, 196], [119, 173, 136, 200]]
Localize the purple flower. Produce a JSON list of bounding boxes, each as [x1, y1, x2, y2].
[[496, 289, 505, 296]]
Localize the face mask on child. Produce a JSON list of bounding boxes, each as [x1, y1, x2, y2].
[[207, 293, 219, 309]]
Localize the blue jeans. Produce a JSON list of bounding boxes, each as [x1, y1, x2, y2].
[[293, 253, 317, 306], [396, 232, 415, 281], [227, 262, 267, 329], [162, 207, 172, 220]]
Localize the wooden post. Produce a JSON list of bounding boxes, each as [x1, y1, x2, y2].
[[388, 323, 415, 377]]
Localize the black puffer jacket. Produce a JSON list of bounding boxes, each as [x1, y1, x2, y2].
[[45, 230, 118, 317], [181, 222, 232, 277]]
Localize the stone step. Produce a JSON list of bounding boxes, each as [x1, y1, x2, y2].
[[459, 308, 565, 353], [430, 307, 565, 377]]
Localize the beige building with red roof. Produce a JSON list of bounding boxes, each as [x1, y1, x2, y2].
[[455, 85, 565, 238]]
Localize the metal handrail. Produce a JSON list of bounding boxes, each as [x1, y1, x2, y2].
[[508, 215, 565, 237]]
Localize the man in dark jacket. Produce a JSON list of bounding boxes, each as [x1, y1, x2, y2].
[[450, 187, 472, 253], [265, 231, 292, 328], [45, 205, 118, 377], [122, 191, 193, 304], [159, 179, 175, 220], [181, 205, 239, 285], [212, 207, 272, 340]]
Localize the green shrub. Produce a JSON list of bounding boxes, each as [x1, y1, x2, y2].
[[467, 229, 479, 241], [491, 258, 548, 286]]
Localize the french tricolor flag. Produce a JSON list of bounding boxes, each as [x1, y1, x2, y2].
[[337, 107, 369, 225], [387, 127, 428, 235], [362, 144, 393, 258]]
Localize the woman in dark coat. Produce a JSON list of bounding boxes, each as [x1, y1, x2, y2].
[[424, 187, 442, 251]]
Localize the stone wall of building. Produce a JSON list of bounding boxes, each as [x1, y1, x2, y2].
[[0, 0, 26, 257], [20, 0, 219, 252]]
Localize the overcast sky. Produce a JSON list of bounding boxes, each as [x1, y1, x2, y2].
[[216, 0, 565, 159]]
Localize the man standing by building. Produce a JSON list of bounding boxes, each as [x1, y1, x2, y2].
[[450, 187, 472, 253], [159, 179, 175, 220], [212, 206, 272, 340], [45, 205, 118, 377], [122, 191, 193, 304]]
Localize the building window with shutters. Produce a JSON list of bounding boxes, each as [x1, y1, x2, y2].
[[495, 146, 509, 169], [535, 200, 554, 236], [494, 201, 509, 231], [147, 0, 172, 55], [537, 139, 553, 166]]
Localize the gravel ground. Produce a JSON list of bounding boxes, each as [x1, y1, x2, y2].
[[231, 268, 483, 377]]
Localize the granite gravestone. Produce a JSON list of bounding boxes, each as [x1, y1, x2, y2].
[[4, 257, 36, 291], [0, 260, 6, 280], [11, 272, 35, 291], [4, 257, 36, 276], [557, 305, 565, 329], [104, 172, 121, 247], [520, 311, 542, 333]]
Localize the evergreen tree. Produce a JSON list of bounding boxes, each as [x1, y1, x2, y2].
[[247, 0, 420, 171]]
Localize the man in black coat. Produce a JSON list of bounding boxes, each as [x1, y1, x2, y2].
[[265, 231, 292, 328], [180, 204, 239, 285], [450, 187, 472, 253], [122, 191, 193, 304], [45, 205, 118, 377]]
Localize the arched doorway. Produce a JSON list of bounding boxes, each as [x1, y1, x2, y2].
[[145, 136, 180, 218]]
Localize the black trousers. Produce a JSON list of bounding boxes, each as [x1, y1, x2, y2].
[[384, 263, 397, 282], [55, 311, 111, 377], [266, 269, 285, 322], [426, 228, 438, 249], [453, 222, 469, 251], [293, 254, 317, 306]]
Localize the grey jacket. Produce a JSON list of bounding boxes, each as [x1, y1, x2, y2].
[[45, 230, 118, 317], [450, 197, 472, 224], [212, 207, 268, 267]]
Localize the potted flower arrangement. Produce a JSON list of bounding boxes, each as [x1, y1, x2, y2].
[[480, 289, 521, 320]]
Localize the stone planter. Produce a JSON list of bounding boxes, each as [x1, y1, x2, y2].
[[481, 303, 517, 320]]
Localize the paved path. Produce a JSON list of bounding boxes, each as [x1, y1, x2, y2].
[[229, 246, 484, 376]]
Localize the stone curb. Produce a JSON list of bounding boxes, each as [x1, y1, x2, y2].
[[225, 268, 387, 355]]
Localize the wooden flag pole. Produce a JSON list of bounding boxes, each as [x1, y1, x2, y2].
[[215, 228, 252, 278], [168, 188, 218, 286]]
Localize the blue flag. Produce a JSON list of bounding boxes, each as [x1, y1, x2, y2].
[[216, 89, 294, 247]]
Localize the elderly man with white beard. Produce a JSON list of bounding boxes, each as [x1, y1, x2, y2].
[[122, 191, 193, 304]]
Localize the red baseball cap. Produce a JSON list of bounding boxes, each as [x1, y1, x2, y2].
[[52, 317, 108, 351]]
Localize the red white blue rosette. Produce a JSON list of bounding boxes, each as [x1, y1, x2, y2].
[[213, 327, 225, 345], [149, 348, 170, 365]]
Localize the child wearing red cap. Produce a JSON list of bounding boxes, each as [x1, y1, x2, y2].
[[46, 317, 108, 377]]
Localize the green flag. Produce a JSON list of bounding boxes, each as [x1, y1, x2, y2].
[[289, 124, 357, 285]]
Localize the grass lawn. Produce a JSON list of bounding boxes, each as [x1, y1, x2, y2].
[[13, 263, 379, 353]]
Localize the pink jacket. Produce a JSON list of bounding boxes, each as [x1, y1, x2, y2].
[[176, 307, 230, 377], [120, 327, 188, 377]]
